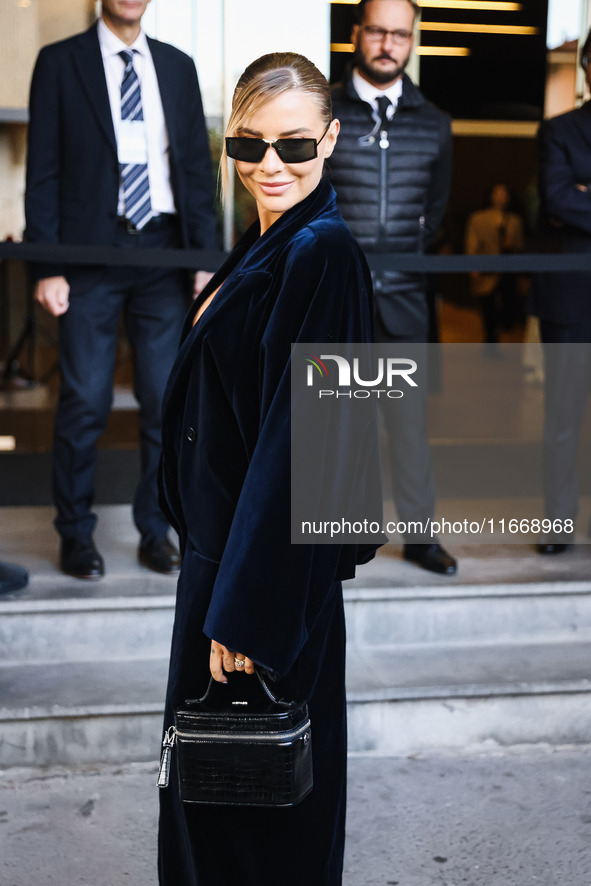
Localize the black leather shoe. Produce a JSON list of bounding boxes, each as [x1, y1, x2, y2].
[[537, 542, 569, 555], [0, 561, 29, 595], [138, 536, 180, 575], [60, 537, 104, 580], [403, 542, 457, 575]]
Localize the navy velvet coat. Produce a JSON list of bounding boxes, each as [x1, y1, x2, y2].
[[158, 179, 380, 885]]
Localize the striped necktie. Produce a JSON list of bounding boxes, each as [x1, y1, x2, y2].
[[119, 49, 152, 231]]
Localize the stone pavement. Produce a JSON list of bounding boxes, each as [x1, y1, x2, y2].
[[1, 746, 590, 886]]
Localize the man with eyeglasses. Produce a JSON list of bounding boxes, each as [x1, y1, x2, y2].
[[330, 0, 456, 575]]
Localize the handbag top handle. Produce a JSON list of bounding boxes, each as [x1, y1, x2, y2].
[[187, 669, 297, 711]]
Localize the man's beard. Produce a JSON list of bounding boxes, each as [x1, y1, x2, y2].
[[354, 48, 411, 84]]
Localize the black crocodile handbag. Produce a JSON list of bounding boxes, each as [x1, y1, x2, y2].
[[157, 670, 313, 807]]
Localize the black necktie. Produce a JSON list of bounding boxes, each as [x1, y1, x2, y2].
[[376, 95, 391, 130]]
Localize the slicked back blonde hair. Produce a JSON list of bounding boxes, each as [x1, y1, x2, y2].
[[220, 52, 332, 198]]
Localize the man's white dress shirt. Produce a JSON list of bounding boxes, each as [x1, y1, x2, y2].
[[352, 69, 403, 124], [98, 18, 176, 217]]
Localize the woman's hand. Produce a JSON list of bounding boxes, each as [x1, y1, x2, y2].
[[209, 640, 256, 683]]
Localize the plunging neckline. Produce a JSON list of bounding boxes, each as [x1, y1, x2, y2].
[[192, 280, 225, 328]]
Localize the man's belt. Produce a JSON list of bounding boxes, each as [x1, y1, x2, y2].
[[118, 213, 178, 235]]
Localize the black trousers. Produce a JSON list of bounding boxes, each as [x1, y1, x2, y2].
[[539, 317, 591, 526], [374, 317, 436, 540], [53, 221, 188, 543]]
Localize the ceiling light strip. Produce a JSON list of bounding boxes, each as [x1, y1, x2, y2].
[[418, 1, 523, 10], [416, 46, 472, 55], [420, 22, 538, 34], [330, 42, 473, 57], [330, 0, 523, 7]]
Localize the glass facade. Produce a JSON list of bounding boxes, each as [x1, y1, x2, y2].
[[144, 0, 330, 124], [1, 0, 590, 242], [548, 0, 583, 48]]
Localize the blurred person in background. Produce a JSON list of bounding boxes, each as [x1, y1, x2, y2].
[[465, 183, 525, 357]]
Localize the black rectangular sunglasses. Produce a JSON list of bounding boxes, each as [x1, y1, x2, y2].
[[226, 122, 331, 164]]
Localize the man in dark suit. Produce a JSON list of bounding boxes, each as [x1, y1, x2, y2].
[[329, 0, 456, 574], [25, 0, 216, 579], [536, 29, 591, 555]]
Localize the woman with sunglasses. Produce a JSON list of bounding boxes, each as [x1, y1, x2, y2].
[[157, 52, 382, 886]]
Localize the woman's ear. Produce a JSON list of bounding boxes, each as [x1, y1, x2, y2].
[[322, 118, 340, 160]]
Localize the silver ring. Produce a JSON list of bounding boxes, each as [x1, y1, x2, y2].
[[234, 658, 245, 669]]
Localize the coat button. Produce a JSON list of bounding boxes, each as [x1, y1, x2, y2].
[[185, 426, 196, 443]]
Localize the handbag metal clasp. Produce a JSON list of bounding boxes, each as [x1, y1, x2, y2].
[[157, 726, 177, 789]]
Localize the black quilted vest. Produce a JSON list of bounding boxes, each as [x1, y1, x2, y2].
[[329, 70, 451, 340]]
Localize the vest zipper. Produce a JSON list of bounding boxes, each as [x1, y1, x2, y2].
[[175, 719, 311, 745], [378, 125, 389, 245], [157, 719, 312, 789], [419, 214, 425, 252]]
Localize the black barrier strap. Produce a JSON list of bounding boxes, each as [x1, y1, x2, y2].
[[367, 252, 591, 274], [2, 239, 591, 274], [0, 241, 223, 273]]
